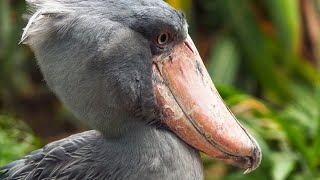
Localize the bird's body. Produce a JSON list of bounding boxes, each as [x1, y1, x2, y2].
[[1, 130, 202, 179], [0, 0, 261, 179]]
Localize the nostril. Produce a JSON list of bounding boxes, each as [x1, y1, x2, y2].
[[184, 41, 195, 54]]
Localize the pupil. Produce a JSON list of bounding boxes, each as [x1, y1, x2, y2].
[[160, 34, 167, 43]]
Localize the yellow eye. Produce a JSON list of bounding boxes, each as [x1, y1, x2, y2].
[[156, 32, 170, 47]]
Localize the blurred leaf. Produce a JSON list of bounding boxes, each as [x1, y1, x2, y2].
[[313, 85, 320, 160], [0, 115, 41, 166], [215, 0, 292, 103], [166, 0, 191, 13], [277, 84, 320, 177], [0, 0, 10, 45], [263, 0, 301, 54], [270, 152, 296, 180], [208, 37, 240, 86]]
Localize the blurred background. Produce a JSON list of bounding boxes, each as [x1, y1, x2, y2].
[[0, 0, 319, 179]]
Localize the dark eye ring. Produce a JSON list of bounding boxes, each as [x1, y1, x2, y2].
[[156, 32, 170, 47]]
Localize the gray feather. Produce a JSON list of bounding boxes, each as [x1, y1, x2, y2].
[[1, 129, 203, 180]]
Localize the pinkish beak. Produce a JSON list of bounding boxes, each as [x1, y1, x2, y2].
[[152, 35, 261, 173]]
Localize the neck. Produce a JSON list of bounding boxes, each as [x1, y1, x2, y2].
[[93, 123, 204, 179]]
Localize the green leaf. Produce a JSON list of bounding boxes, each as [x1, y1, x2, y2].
[[271, 152, 296, 180], [263, 0, 301, 54], [313, 85, 320, 161], [0, 115, 41, 166], [217, 0, 292, 103], [208, 37, 240, 86]]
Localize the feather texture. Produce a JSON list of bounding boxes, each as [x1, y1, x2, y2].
[[0, 131, 99, 180], [1, 129, 203, 180]]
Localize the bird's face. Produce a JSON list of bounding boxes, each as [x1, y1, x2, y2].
[[23, 0, 261, 173], [118, 3, 261, 172]]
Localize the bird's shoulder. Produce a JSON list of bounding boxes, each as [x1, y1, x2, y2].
[[0, 130, 101, 180]]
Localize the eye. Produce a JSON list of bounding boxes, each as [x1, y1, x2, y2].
[[156, 32, 171, 47]]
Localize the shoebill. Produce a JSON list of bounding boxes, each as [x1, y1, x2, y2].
[[0, 0, 261, 179]]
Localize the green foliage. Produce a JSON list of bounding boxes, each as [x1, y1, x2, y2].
[[278, 86, 320, 178], [208, 37, 240, 86], [0, 115, 41, 166], [0, 0, 41, 168], [0, 0, 34, 109], [190, 0, 320, 179], [205, 85, 319, 179]]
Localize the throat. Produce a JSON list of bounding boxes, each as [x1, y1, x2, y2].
[[97, 124, 204, 179]]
